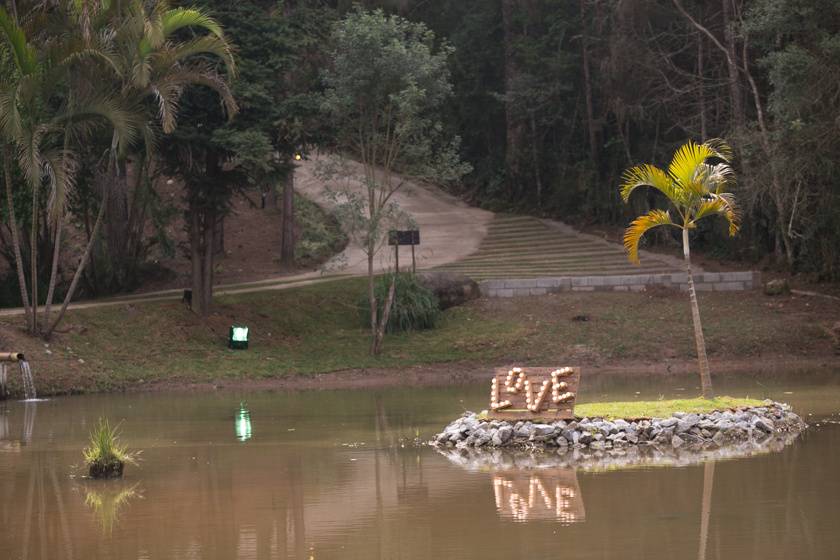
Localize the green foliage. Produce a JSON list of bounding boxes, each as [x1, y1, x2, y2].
[[293, 194, 347, 267], [620, 139, 740, 263], [322, 7, 470, 186], [358, 273, 440, 333], [83, 418, 136, 468]]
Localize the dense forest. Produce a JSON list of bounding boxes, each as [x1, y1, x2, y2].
[[1, 0, 838, 330]]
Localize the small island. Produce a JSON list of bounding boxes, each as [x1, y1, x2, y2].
[[434, 397, 806, 455]]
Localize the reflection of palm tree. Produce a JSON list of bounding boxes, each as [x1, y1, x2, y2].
[[698, 461, 715, 560], [83, 483, 141, 535]]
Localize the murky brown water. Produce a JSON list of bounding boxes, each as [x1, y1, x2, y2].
[[1, 371, 840, 559]]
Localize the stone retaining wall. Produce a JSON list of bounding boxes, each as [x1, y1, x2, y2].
[[479, 271, 759, 298], [433, 402, 805, 452]]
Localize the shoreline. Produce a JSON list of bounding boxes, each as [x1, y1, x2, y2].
[[130, 354, 837, 395], [0, 351, 835, 399]]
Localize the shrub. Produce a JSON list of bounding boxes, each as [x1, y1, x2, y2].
[[83, 418, 136, 478], [294, 195, 348, 267], [358, 273, 440, 333]]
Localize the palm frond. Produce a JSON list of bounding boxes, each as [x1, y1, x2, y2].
[[707, 162, 737, 194], [623, 209, 676, 264], [154, 35, 236, 77], [162, 8, 224, 41], [694, 193, 740, 236], [150, 83, 182, 134], [619, 164, 682, 204], [667, 140, 718, 190], [148, 64, 238, 128], [41, 146, 77, 224], [702, 138, 734, 163], [16, 124, 49, 192], [58, 96, 141, 153], [59, 46, 123, 78], [0, 6, 38, 75], [0, 87, 22, 140]]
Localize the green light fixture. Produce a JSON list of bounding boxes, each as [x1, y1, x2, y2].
[[229, 325, 249, 350], [235, 403, 252, 442]]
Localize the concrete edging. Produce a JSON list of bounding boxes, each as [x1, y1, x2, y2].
[[479, 271, 760, 298]]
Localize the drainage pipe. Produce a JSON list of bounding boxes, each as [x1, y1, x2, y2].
[[0, 352, 25, 362], [0, 353, 24, 399]]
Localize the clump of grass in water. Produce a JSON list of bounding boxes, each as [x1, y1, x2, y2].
[[83, 417, 137, 479]]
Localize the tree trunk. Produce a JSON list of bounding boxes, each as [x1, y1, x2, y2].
[[372, 273, 396, 356], [683, 228, 713, 398], [189, 207, 204, 315], [2, 145, 32, 328], [697, 31, 707, 140], [213, 215, 225, 255], [46, 186, 109, 337], [721, 0, 744, 131], [501, 0, 527, 198], [580, 0, 599, 166], [529, 110, 542, 207], [42, 213, 63, 333], [29, 172, 39, 334], [280, 163, 295, 266], [367, 251, 378, 355], [202, 210, 214, 314], [264, 184, 277, 209]]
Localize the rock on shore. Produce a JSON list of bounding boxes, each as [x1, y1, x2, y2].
[[433, 401, 806, 452]]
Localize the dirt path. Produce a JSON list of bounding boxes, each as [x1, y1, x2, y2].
[[0, 156, 493, 317], [295, 154, 494, 274]]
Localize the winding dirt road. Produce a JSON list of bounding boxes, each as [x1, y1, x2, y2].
[[0, 156, 494, 316]]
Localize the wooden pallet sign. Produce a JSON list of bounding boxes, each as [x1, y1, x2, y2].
[[488, 366, 581, 420]]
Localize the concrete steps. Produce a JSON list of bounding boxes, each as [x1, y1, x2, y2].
[[434, 214, 679, 279]]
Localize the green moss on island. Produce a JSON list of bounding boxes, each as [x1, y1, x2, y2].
[[574, 396, 766, 420]]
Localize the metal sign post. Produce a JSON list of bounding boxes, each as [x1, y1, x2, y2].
[[388, 230, 421, 273]]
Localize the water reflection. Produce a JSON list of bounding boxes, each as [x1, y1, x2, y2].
[[0, 400, 37, 451], [236, 403, 252, 442], [493, 470, 585, 523], [83, 482, 142, 535], [0, 380, 838, 560]]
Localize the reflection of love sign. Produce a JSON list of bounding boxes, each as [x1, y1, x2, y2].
[[493, 471, 585, 523], [488, 366, 581, 420]]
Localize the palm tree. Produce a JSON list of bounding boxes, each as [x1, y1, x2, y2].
[[45, 0, 237, 336], [0, 3, 137, 335], [620, 139, 739, 398]]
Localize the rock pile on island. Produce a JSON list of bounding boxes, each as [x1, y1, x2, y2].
[[433, 401, 805, 451]]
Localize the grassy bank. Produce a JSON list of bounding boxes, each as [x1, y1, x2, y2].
[[0, 278, 837, 395], [575, 397, 765, 419]]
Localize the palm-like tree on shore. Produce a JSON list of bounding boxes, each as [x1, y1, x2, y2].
[[0, 3, 137, 334], [620, 139, 740, 398], [0, 1, 237, 337]]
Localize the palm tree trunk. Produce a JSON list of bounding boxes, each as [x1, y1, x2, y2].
[[2, 145, 33, 329], [29, 173, 39, 334], [683, 228, 713, 398], [42, 213, 62, 333], [45, 186, 109, 337]]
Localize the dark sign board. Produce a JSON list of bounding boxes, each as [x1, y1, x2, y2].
[[388, 230, 420, 246]]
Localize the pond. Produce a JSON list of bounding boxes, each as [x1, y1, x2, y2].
[[1, 370, 839, 560]]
